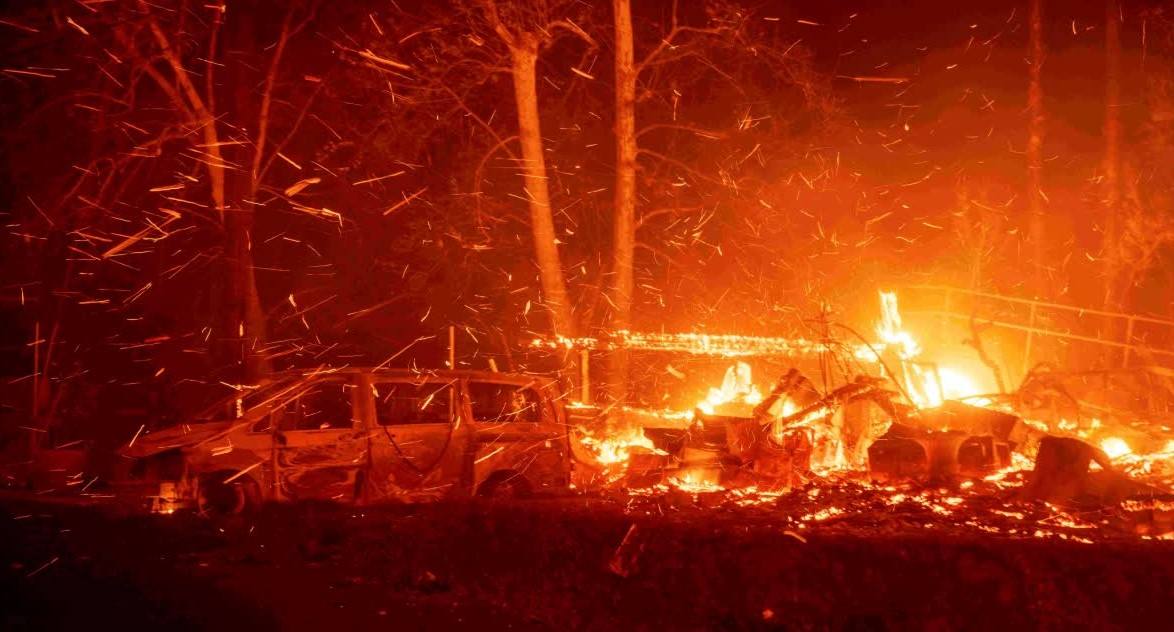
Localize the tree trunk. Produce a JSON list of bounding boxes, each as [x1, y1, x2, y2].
[[508, 39, 577, 340], [1103, 0, 1123, 310], [220, 205, 268, 382], [218, 5, 269, 382], [1027, 0, 1046, 297], [607, 0, 637, 403]]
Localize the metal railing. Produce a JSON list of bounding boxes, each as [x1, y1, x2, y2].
[[901, 284, 1174, 376]]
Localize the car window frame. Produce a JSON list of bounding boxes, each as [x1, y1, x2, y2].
[[371, 378, 457, 427], [465, 379, 547, 425], [274, 377, 360, 433]]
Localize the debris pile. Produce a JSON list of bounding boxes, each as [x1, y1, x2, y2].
[[569, 293, 1174, 541]]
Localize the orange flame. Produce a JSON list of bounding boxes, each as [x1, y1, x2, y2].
[[696, 361, 763, 415], [579, 426, 662, 466], [876, 291, 981, 408]]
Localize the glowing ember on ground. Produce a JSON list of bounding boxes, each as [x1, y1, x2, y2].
[[1101, 436, 1133, 459], [578, 426, 664, 466]]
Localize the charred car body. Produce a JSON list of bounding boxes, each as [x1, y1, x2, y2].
[[116, 369, 573, 513]]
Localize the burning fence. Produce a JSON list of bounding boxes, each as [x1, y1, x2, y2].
[[549, 291, 1174, 540]]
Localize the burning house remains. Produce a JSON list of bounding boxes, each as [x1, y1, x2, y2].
[[546, 292, 1174, 541]]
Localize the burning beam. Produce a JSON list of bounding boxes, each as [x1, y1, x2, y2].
[[531, 331, 826, 357]]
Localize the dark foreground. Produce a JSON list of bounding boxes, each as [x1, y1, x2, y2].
[[2, 496, 1174, 631]]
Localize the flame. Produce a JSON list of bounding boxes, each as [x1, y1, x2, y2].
[[696, 361, 763, 415], [913, 365, 981, 408], [564, 290, 1174, 542], [1100, 437, 1133, 459], [875, 291, 982, 408], [877, 291, 919, 359], [1110, 440, 1174, 491], [668, 472, 724, 491]]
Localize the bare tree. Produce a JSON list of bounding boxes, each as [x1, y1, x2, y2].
[[350, 1, 835, 396], [601, 1, 828, 396], [118, 1, 325, 380], [4, 0, 323, 383], [1027, 0, 1046, 296], [476, 0, 593, 341], [353, 1, 594, 344], [1103, 0, 1124, 309]]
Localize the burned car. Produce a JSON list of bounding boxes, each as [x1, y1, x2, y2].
[[116, 369, 574, 514]]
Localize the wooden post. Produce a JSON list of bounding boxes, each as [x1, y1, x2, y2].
[[447, 325, 456, 415], [580, 349, 591, 403], [30, 321, 40, 456], [448, 325, 456, 369], [1022, 303, 1038, 380]]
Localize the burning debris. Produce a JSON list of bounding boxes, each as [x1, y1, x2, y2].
[[564, 292, 1174, 541]]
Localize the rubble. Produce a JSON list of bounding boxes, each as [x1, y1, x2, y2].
[[581, 358, 1174, 541]]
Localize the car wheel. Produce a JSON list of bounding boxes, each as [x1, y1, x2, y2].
[[198, 470, 260, 515], [477, 472, 530, 499]]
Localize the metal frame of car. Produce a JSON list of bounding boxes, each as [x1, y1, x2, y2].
[[117, 368, 574, 513]]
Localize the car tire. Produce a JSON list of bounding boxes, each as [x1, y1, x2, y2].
[[198, 470, 261, 515]]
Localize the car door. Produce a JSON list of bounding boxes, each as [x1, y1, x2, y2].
[[467, 379, 570, 494], [364, 377, 469, 501], [273, 376, 367, 502]]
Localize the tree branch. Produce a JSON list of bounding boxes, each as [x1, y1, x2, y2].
[[634, 0, 730, 74], [251, 5, 301, 189], [204, 3, 223, 125], [636, 123, 727, 140], [257, 78, 326, 187], [636, 206, 702, 230], [637, 148, 727, 187], [545, 18, 595, 48], [472, 134, 520, 227], [636, 240, 683, 267], [477, 0, 516, 49]]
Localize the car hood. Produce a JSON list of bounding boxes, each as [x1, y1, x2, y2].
[[121, 421, 237, 458]]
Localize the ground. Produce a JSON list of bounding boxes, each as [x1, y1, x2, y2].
[[2, 494, 1174, 631]]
